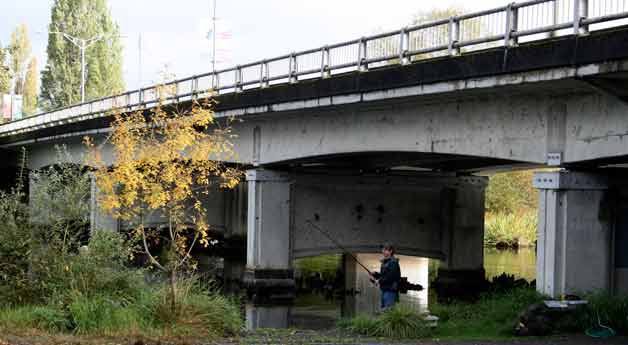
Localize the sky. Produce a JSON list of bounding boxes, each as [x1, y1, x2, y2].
[[0, 0, 507, 91]]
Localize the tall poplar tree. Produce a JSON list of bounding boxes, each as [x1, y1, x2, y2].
[[9, 24, 31, 95], [23, 57, 38, 116], [40, 0, 124, 110], [0, 44, 10, 94]]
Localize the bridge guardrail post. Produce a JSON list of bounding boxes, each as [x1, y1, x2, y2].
[[574, 0, 589, 35], [321, 46, 330, 78], [260, 61, 268, 88], [212, 72, 219, 94], [358, 37, 367, 72], [289, 53, 298, 83], [505, 3, 519, 47], [400, 27, 409, 65], [448, 16, 461, 56], [236, 66, 243, 92]]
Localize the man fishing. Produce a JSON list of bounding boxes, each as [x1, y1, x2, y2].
[[369, 243, 401, 310]]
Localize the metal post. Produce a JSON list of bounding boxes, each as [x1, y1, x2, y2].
[[80, 41, 86, 103], [358, 37, 367, 71], [448, 17, 460, 56], [574, 0, 589, 35], [262, 61, 269, 87], [550, 0, 559, 37], [505, 3, 519, 47], [211, 0, 217, 72], [323, 46, 331, 78], [399, 27, 409, 65], [289, 53, 298, 83], [235, 66, 243, 92]]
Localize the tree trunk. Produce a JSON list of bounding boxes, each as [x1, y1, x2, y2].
[[169, 269, 177, 315]]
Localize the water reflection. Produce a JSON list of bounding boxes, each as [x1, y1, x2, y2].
[[484, 247, 536, 281]]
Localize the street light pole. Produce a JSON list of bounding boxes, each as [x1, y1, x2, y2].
[[49, 31, 103, 103]]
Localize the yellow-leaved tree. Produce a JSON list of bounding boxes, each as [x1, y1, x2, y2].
[[85, 82, 242, 313]]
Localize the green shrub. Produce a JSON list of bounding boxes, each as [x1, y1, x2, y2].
[[338, 305, 432, 339], [431, 287, 543, 338], [486, 170, 537, 214], [575, 292, 628, 334], [0, 188, 35, 305], [0, 305, 70, 332], [295, 254, 341, 281], [337, 314, 378, 336], [485, 211, 537, 248]]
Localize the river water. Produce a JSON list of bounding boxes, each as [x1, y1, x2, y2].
[[246, 247, 536, 330]]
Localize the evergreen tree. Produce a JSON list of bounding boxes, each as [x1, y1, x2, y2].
[[40, 0, 124, 110], [9, 24, 32, 95], [0, 44, 11, 94], [23, 57, 38, 116]]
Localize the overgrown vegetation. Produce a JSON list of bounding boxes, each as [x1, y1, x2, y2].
[[485, 170, 539, 249], [0, 148, 242, 338], [339, 287, 543, 340], [295, 254, 341, 282], [575, 292, 628, 335], [485, 210, 537, 248]]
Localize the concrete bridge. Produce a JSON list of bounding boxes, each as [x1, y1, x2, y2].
[[1, 0, 628, 300]]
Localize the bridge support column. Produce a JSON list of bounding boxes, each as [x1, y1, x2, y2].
[[434, 179, 488, 300], [243, 169, 295, 302], [534, 171, 611, 297], [89, 174, 118, 232]]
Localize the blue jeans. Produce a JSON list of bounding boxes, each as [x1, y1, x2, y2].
[[380, 290, 398, 310]]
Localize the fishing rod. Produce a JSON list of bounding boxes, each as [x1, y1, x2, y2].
[[305, 220, 375, 277]]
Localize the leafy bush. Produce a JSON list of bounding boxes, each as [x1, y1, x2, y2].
[[338, 305, 432, 339], [295, 254, 341, 281], [485, 211, 537, 248], [486, 170, 538, 214], [431, 287, 543, 338], [0, 188, 34, 304]]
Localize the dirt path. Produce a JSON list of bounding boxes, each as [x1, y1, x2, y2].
[[2, 333, 627, 345]]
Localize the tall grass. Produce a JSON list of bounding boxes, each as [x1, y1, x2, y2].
[[338, 305, 433, 339], [485, 211, 537, 248], [340, 288, 543, 340], [575, 292, 628, 334]]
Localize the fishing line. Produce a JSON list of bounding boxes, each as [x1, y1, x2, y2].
[[305, 219, 375, 276]]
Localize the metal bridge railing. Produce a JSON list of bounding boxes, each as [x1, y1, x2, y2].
[[1, 0, 627, 138]]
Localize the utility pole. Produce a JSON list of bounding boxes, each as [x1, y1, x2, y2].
[[138, 33, 143, 88], [49, 31, 103, 103], [211, 0, 217, 72]]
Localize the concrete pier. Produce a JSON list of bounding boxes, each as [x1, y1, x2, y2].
[[534, 171, 613, 297], [243, 169, 296, 301]]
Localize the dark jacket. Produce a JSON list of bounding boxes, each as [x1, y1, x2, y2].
[[377, 256, 401, 292]]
